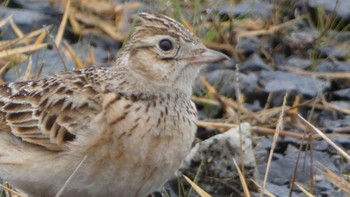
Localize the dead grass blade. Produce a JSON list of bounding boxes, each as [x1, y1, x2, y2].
[[192, 96, 220, 106], [56, 155, 87, 197], [114, 2, 141, 15], [76, 0, 114, 15], [192, 95, 260, 123], [321, 99, 350, 115], [0, 15, 11, 28], [88, 45, 95, 65], [68, 14, 81, 34], [0, 62, 10, 84], [294, 183, 314, 197], [183, 175, 211, 197], [0, 27, 49, 51], [1, 182, 26, 197], [55, 0, 71, 47], [63, 40, 85, 69], [23, 56, 33, 81], [288, 95, 300, 122], [34, 29, 47, 45], [261, 92, 288, 197], [236, 15, 306, 39], [199, 76, 236, 118], [0, 43, 48, 59], [307, 135, 314, 194], [317, 163, 350, 194], [114, 2, 141, 33], [196, 120, 324, 140], [9, 18, 24, 38], [44, 26, 68, 71], [203, 41, 235, 55], [287, 67, 350, 79], [181, 17, 194, 33], [220, 18, 265, 31], [72, 8, 125, 41], [297, 114, 350, 163], [252, 126, 320, 140], [250, 179, 276, 197], [35, 62, 45, 80], [196, 121, 237, 130], [232, 158, 250, 197]]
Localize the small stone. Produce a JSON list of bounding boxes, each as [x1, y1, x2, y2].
[[241, 54, 272, 72], [220, 0, 273, 19], [179, 123, 256, 194], [259, 71, 329, 97]]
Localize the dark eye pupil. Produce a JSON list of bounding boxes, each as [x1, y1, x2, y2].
[[159, 39, 173, 51]]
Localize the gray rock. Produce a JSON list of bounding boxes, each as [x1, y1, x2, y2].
[[256, 182, 302, 197], [317, 45, 349, 59], [255, 137, 274, 150], [4, 48, 75, 82], [244, 100, 263, 112], [234, 72, 260, 98], [259, 71, 329, 97], [282, 56, 313, 70], [287, 29, 320, 46], [334, 88, 350, 99], [333, 61, 350, 72], [319, 115, 350, 129], [333, 31, 350, 42], [236, 37, 260, 55], [315, 180, 333, 192], [180, 123, 256, 195], [312, 140, 329, 152], [284, 143, 300, 155], [196, 69, 260, 101], [202, 56, 236, 73], [258, 151, 339, 186], [281, 137, 331, 154], [315, 60, 335, 72], [332, 136, 350, 150], [314, 60, 350, 73], [241, 54, 272, 72], [330, 101, 350, 110], [0, 7, 58, 40], [220, 0, 273, 19], [272, 53, 287, 66], [308, 0, 350, 20], [11, 0, 62, 15], [81, 34, 122, 56]]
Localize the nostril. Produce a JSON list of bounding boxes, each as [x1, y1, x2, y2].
[[195, 48, 205, 54]]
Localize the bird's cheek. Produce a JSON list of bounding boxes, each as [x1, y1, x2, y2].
[[129, 57, 166, 83]]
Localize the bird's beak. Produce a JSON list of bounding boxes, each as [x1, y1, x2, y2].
[[187, 48, 230, 64]]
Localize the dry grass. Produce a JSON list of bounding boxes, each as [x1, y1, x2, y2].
[[0, 0, 350, 196]]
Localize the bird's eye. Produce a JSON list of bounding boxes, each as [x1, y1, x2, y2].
[[158, 39, 173, 51]]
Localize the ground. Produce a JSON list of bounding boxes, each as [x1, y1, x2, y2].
[[0, 0, 350, 196]]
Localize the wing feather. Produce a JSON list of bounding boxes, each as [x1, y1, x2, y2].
[[0, 71, 102, 151]]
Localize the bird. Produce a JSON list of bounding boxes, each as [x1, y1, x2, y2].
[[0, 12, 229, 197]]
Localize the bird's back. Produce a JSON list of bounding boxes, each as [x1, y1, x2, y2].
[[0, 66, 198, 196]]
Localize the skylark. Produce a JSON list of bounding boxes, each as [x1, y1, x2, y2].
[[0, 12, 229, 197]]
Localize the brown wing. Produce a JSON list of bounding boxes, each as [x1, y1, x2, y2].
[[0, 71, 102, 151]]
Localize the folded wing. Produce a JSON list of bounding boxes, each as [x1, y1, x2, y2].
[[0, 71, 102, 151]]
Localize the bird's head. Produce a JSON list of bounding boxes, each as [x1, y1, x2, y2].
[[117, 12, 229, 95]]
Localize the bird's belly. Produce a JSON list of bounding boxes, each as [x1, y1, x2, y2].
[[102, 100, 197, 196], [0, 132, 82, 197], [80, 121, 196, 197]]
